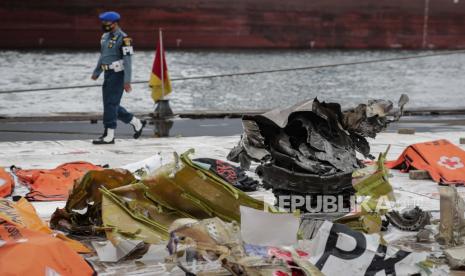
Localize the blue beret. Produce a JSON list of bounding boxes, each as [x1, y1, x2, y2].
[[99, 11, 120, 22]]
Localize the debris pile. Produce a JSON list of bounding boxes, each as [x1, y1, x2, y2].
[[51, 150, 274, 246], [4, 96, 465, 274], [228, 96, 408, 210]]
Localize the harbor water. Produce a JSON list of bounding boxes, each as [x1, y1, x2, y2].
[[1, 49, 465, 116]]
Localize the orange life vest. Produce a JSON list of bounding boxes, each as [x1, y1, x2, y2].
[[0, 197, 91, 253], [0, 167, 14, 198], [386, 139, 465, 185], [13, 161, 102, 201], [0, 216, 94, 276]]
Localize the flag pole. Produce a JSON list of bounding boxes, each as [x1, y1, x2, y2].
[[159, 28, 165, 100], [153, 27, 173, 122]]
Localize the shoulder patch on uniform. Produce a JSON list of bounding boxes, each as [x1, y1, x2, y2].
[[123, 37, 132, 46], [122, 45, 134, 56]]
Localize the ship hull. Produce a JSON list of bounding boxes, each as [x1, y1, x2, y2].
[[1, 0, 465, 49]]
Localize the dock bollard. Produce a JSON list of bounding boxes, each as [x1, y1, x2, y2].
[[152, 99, 174, 137], [153, 99, 173, 119]]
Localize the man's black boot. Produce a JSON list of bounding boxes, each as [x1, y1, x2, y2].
[[131, 118, 147, 139], [92, 128, 115, 144]]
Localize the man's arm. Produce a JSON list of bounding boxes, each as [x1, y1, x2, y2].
[[121, 37, 134, 85], [92, 55, 103, 79]]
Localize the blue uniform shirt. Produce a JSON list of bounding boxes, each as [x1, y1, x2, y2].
[[92, 28, 133, 84]]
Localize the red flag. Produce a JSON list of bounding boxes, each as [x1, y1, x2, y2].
[[149, 29, 172, 101]]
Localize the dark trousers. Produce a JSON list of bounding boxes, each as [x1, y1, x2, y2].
[[102, 70, 133, 129]]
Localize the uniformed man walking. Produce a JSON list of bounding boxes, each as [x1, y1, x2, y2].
[[91, 11, 146, 144]]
